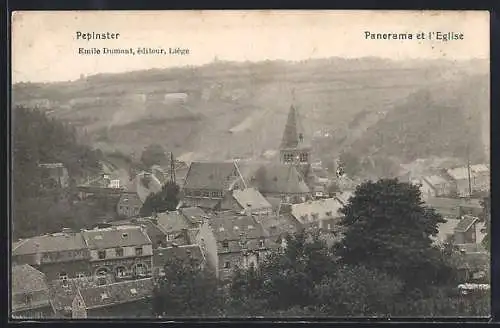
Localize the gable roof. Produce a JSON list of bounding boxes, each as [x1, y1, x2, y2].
[[81, 225, 151, 249], [13, 232, 87, 256], [183, 161, 238, 190], [280, 105, 310, 150], [249, 164, 311, 194], [211, 214, 267, 241], [179, 207, 208, 224], [232, 188, 272, 211], [455, 215, 479, 233], [257, 214, 302, 238], [291, 198, 344, 224], [78, 278, 154, 310], [12, 264, 48, 295], [127, 171, 162, 203], [156, 211, 192, 233], [153, 245, 204, 268]]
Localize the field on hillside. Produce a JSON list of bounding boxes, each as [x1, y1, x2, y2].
[[12, 58, 489, 165]]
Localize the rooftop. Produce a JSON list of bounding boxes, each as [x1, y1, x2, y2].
[[232, 188, 272, 211], [156, 211, 192, 233], [153, 244, 204, 268], [12, 264, 48, 295], [183, 161, 239, 190], [455, 215, 479, 233], [291, 198, 344, 224], [81, 225, 151, 249], [245, 163, 311, 194], [211, 214, 267, 242], [13, 232, 87, 256]]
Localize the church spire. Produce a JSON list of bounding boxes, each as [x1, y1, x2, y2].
[[280, 102, 307, 150]]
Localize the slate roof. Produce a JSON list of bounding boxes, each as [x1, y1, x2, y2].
[[183, 161, 239, 190], [156, 211, 192, 233], [291, 198, 344, 224], [81, 225, 152, 249], [179, 207, 208, 224], [447, 164, 490, 181], [257, 214, 302, 238], [78, 278, 154, 310], [211, 214, 268, 242], [12, 264, 49, 295], [247, 164, 311, 194], [127, 171, 162, 203], [455, 215, 479, 233], [49, 276, 115, 312], [153, 245, 204, 268], [232, 188, 273, 211], [13, 232, 88, 256]]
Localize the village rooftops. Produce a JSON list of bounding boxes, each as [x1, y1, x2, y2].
[[211, 214, 267, 242], [77, 278, 154, 310], [446, 164, 490, 181], [81, 225, 152, 249], [156, 211, 192, 233], [258, 214, 302, 238], [291, 198, 344, 224], [246, 163, 311, 194], [183, 161, 239, 191], [232, 188, 272, 212], [178, 207, 208, 225], [13, 232, 88, 257]]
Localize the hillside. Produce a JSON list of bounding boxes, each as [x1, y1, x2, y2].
[[12, 57, 489, 163]]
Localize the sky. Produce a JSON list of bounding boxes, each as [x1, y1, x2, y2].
[[11, 10, 489, 83]]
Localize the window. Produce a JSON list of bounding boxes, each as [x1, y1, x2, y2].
[[98, 250, 106, 259], [76, 272, 86, 279], [284, 153, 294, 163], [222, 240, 229, 249], [135, 247, 143, 256], [224, 261, 231, 269], [239, 240, 248, 248], [116, 267, 127, 278], [115, 247, 124, 257], [326, 211, 333, 217], [134, 263, 146, 276], [97, 277, 107, 286], [300, 153, 308, 163], [59, 272, 68, 280], [259, 239, 265, 248], [24, 294, 33, 304]]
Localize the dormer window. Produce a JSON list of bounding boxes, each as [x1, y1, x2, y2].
[[122, 233, 128, 238], [101, 292, 109, 300], [130, 288, 137, 295]]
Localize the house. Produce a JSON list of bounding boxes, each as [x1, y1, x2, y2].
[[126, 170, 163, 202], [182, 161, 243, 210], [446, 164, 490, 197], [290, 198, 344, 231], [155, 211, 194, 246], [245, 163, 312, 203], [116, 192, 143, 218], [11, 264, 54, 319], [219, 187, 273, 216], [12, 230, 91, 282], [80, 225, 153, 281], [256, 214, 303, 250], [77, 173, 125, 200], [107, 217, 170, 249], [50, 276, 154, 318], [153, 244, 206, 277], [454, 215, 479, 245], [38, 163, 70, 189], [416, 175, 454, 199], [210, 213, 271, 281]]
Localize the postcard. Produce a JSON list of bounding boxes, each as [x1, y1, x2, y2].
[[10, 10, 490, 320]]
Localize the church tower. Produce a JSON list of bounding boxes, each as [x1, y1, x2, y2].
[[279, 103, 312, 168]]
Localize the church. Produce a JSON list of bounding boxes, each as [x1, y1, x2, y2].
[[181, 102, 314, 211]]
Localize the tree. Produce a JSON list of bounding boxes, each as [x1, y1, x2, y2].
[[140, 144, 167, 168], [153, 256, 223, 317], [140, 181, 180, 216], [335, 178, 453, 292], [480, 195, 491, 251], [338, 151, 361, 177]]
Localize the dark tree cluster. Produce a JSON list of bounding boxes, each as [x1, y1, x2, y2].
[[140, 181, 180, 217]]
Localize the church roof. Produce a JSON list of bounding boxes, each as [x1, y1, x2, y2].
[[280, 105, 310, 150], [183, 161, 239, 190]]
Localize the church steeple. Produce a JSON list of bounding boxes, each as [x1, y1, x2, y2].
[[279, 100, 311, 165]]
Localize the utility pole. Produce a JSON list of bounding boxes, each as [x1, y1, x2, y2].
[[170, 152, 176, 184], [467, 143, 472, 198]]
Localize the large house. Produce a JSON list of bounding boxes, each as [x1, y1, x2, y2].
[[182, 161, 243, 210], [209, 213, 271, 281], [80, 225, 153, 282], [11, 264, 54, 319], [219, 187, 273, 216], [290, 198, 344, 231], [12, 230, 92, 281]]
